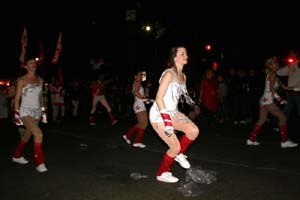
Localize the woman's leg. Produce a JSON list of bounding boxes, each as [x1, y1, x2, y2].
[[267, 104, 288, 142], [23, 117, 45, 164], [171, 113, 199, 169], [100, 95, 117, 124], [124, 124, 138, 140], [172, 112, 199, 152], [151, 122, 180, 176], [248, 106, 268, 143], [12, 120, 33, 162], [53, 105, 59, 121], [133, 111, 148, 144], [89, 95, 98, 125]]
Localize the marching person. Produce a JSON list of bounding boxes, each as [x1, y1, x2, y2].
[[12, 56, 48, 173], [246, 56, 298, 148], [89, 74, 118, 126], [149, 46, 199, 183], [123, 69, 152, 148], [277, 49, 300, 126]]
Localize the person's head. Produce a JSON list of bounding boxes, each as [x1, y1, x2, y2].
[[24, 56, 38, 72], [229, 67, 236, 76], [248, 69, 255, 77], [134, 69, 146, 82], [72, 80, 79, 87], [237, 69, 246, 77], [217, 73, 224, 82], [205, 68, 215, 80], [265, 56, 279, 73], [168, 46, 188, 68], [287, 49, 299, 60]]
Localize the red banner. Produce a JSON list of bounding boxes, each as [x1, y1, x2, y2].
[[19, 27, 27, 67], [51, 32, 62, 65]]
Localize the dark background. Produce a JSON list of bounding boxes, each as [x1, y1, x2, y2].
[[1, 1, 299, 81]]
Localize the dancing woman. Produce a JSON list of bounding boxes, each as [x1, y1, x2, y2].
[[149, 46, 199, 183]]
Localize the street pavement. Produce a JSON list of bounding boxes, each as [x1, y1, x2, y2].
[[1, 115, 300, 200]]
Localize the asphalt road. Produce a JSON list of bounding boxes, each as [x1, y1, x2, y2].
[[1, 115, 300, 200]]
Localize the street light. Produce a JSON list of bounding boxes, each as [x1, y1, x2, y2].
[[142, 25, 152, 32], [205, 44, 211, 51]]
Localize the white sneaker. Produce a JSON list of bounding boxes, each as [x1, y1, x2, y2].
[[239, 120, 247, 124], [12, 157, 28, 164], [281, 140, 298, 149], [156, 172, 179, 183], [247, 139, 260, 146], [122, 135, 131, 144], [175, 153, 191, 169], [133, 143, 146, 148], [89, 122, 96, 126], [36, 163, 48, 173], [111, 120, 118, 125]]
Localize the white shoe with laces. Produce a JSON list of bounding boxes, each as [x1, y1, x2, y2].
[[133, 143, 146, 148], [12, 157, 28, 164], [247, 139, 260, 146], [111, 120, 118, 125], [36, 163, 48, 173], [281, 140, 298, 149], [156, 172, 179, 183], [89, 122, 96, 126], [175, 153, 191, 169], [122, 135, 131, 144]]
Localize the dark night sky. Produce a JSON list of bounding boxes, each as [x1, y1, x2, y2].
[[1, 1, 299, 79]]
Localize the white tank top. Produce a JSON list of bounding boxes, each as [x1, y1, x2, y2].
[[260, 73, 279, 106], [20, 77, 42, 109], [151, 68, 193, 112], [132, 82, 145, 102], [19, 77, 43, 118]]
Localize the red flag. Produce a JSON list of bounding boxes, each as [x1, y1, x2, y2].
[[58, 66, 64, 85], [39, 40, 44, 61], [19, 27, 27, 67], [51, 32, 62, 65]]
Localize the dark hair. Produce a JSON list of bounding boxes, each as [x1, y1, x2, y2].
[[24, 55, 38, 63], [133, 67, 146, 76], [168, 46, 186, 66]]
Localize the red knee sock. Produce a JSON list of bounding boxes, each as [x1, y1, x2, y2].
[[108, 112, 116, 124], [249, 124, 261, 142], [179, 135, 194, 154], [125, 125, 138, 139], [156, 153, 175, 176], [279, 125, 288, 142], [34, 142, 45, 166], [13, 140, 27, 158], [134, 128, 145, 144]]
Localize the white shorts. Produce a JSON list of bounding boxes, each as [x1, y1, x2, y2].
[[149, 105, 190, 123], [133, 100, 146, 113], [20, 107, 41, 120]]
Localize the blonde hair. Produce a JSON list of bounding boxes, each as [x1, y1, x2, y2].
[[265, 57, 277, 74]]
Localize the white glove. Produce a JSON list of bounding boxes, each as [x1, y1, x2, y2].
[[160, 109, 174, 137], [14, 110, 23, 126], [41, 107, 48, 124], [280, 99, 287, 105], [274, 93, 286, 105]]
